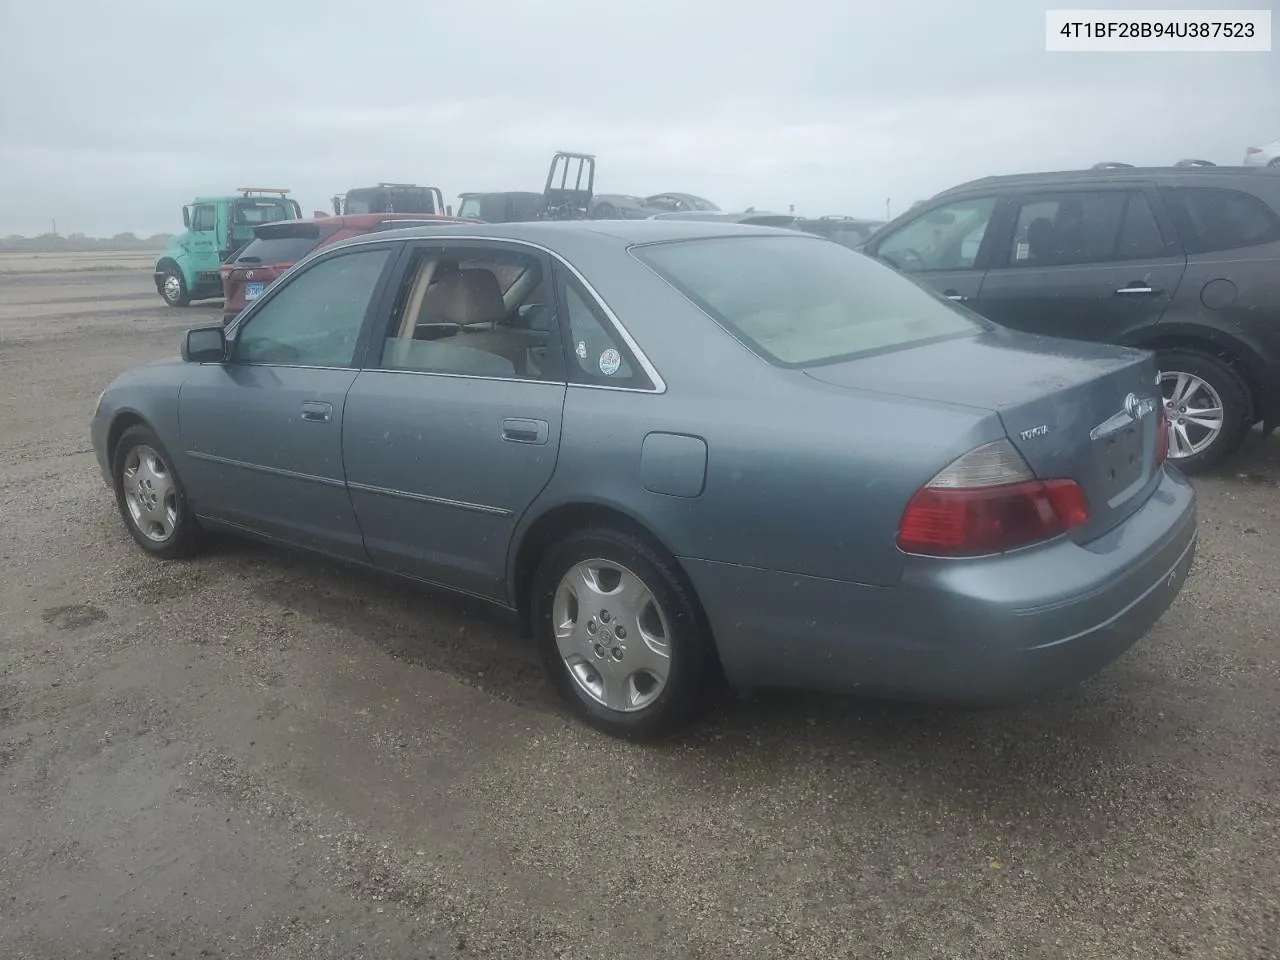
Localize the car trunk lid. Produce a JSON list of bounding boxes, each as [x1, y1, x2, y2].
[[804, 329, 1164, 541]]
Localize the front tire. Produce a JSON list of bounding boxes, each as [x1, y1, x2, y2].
[[531, 526, 716, 739], [1156, 349, 1251, 474], [159, 264, 190, 307], [593, 202, 618, 220], [112, 425, 201, 559]]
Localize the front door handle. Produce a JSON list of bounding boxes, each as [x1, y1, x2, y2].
[[1116, 284, 1156, 295], [502, 418, 549, 445], [300, 400, 333, 423], [942, 289, 968, 301]]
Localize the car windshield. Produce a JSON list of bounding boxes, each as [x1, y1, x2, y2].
[[633, 235, 981, 367]]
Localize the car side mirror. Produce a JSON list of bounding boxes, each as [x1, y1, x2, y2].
[[182, 325, 227, 363], [182, 206, 191, 228]]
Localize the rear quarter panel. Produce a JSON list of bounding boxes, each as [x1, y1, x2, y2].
[[508, 236, 1004, 589], [531, 375, 1000, 588]]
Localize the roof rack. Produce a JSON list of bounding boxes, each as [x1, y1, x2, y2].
[[375, 182, 421, 188], [237, 187, 291, 196]]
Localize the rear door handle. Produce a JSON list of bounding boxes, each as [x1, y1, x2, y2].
[[942, 289, 968, 301], [502, 418, 549, 445], [1116, 284, 1156, 295], [300, 400, 333, 423]]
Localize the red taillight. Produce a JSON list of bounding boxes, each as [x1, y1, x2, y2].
[[897, 439, 1090, 557], [1246, 146, 1262, 155], [1155, 404, 1170, 465]]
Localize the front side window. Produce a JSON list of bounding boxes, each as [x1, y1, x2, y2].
[[234, 247, 392, 367], [191, 205, 217, 232], [634, 235, 980, 368], [1160, 186, 1280, 254], [1007, 190, 1161, 267], [874, 196, 997, 273], [376, 247, 558, 380], [457, 197, 482, 219]]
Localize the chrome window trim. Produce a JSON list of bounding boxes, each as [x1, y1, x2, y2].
[[309, 232, 668, 394]]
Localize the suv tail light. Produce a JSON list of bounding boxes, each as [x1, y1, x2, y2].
[[1156, 403, 1170, 465], [1246, 146, 1262, 155], [897, 439, 1090, 557]]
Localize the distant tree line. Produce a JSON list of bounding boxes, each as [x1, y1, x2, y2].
[[0, 232, 172, 253]]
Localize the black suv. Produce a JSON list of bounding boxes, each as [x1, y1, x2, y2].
[[860, 165, 1280, 473]]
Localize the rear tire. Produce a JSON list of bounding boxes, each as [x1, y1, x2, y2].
[[159, 264, 190, 307], [593, 203, 617, 220], [531, 526, 716, 739], [1155, 349, 1251, 474]]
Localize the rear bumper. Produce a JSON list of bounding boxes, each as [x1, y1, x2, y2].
[[683, 467, 1197, 704]]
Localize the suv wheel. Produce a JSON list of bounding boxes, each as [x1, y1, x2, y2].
[[1156, 349, 1251, 473]]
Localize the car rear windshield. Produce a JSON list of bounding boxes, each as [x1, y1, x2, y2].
[[234, 233, 324, 266], [632, 235, 981, 367]]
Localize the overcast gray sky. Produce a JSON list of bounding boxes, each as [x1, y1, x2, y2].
[[0, 0, 1275, 236]]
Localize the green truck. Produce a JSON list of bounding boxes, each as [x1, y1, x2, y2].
[[153, 188, 302, 307]]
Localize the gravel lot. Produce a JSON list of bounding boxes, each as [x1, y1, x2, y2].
[[1, 261, 1278, 960]]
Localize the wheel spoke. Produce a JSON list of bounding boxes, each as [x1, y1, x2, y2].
[[625, 634, 670, 683], [599, 664, 635, 712], [1183, 406, 1222, 429], [1173, 421, 1194, 457], [1168, 373, 1193, 405]]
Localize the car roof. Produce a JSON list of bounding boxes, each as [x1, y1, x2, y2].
[[936, 164, 1280, 198], [341, 218, 807, 251]]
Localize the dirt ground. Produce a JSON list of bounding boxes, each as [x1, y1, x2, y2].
[[1, 260, 1277, 960]]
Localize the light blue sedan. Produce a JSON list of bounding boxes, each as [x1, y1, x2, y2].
[[91, 220, 1197, 738]]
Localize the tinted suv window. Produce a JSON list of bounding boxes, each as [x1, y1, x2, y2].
[[874, 197, 996, 273], [634, 235, 979, 367], [235, 248, 391, 367], [234, 232, 325, 266], [1161, 186, 1280, 253], [1009, 190, 1162, 266]]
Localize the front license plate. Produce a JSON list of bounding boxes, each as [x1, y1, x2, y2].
[[244, 282, 264, 301]]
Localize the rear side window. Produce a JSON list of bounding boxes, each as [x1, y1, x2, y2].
[[235, 232, 325, 266], [633, 235, 980, 368], [556, 272, 650, 389], [1160, 187, 1280, 254], [1009, 190, 1164, 266]]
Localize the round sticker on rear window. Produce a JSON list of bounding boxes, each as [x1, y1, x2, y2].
[[598, 348, 621, 376]]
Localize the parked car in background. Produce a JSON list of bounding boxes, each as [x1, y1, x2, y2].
[[219, 212, 472, 325], [1244, 138, 1280, 167], [793, 215, 886, 249], [590, 192, 719, 219], [860, 164, 1280, 473], [456, 191, 545, 222], [93, 220, 1195, 739], [332, 182, 449, 216], [155, 188, 301, 308], [457, 151, 597, 222]]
